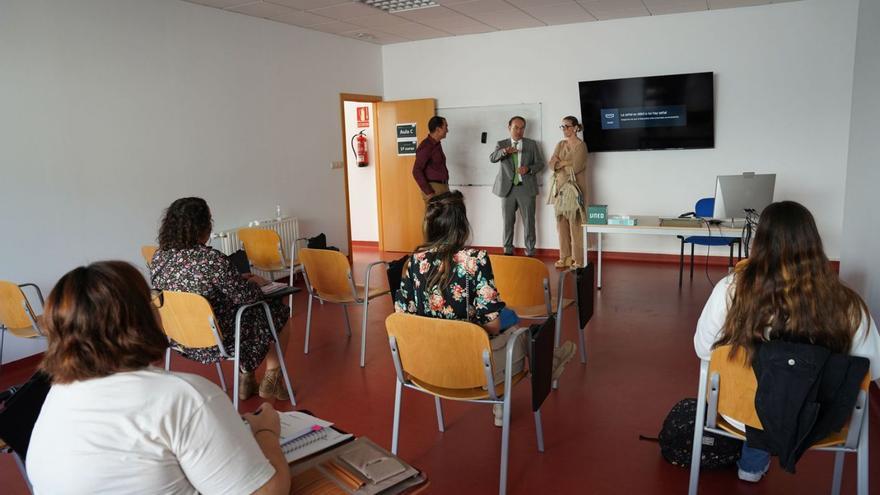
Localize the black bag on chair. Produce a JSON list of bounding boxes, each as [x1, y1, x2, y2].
[[654, 398, 742, 469], [307, 233, 340, 252], [574, 264, 595, 330], [0, 371, 51, 461], [385, 255, 408, 302]]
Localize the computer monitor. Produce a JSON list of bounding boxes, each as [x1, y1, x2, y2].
[[712, 173, 776, 220]]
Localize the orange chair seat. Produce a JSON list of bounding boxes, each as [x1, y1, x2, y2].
[[509, 297, 574, 319], [409, 371, 527, 401], [318, 285, 389, 304]]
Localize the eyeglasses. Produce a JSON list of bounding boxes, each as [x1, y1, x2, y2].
[[559, 125, 574, 130]]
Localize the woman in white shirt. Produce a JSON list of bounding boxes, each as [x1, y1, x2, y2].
[[694, 201, 880, 483], [26, 261, 291, 495]]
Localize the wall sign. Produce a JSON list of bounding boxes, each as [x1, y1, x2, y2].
[[396, 123, 417, 156], [356, 106, 370, 128]]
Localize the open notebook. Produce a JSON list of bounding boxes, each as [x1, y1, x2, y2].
[[280, 411, 353, 463]]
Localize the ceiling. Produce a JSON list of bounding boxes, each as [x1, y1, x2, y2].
[[184, 0, 800, 45]]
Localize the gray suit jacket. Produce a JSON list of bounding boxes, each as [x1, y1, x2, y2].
[[489, 138, 545, 197]]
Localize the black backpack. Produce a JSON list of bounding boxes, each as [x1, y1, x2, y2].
[[646, 398, 742, 469]]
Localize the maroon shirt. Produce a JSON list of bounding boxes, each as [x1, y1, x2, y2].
[[412, 136, 448, 195]]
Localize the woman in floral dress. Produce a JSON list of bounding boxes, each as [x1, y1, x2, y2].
[[151, 197, 292, 401], [394, 191, 576, 425]]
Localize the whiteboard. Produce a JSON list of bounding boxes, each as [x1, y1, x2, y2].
[[438, 103, 543, 187]]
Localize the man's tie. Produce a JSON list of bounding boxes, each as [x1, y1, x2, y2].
[[512, 141, 521, 185]]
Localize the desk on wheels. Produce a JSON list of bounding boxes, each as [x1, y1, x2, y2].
[[582, 216, 743, 289]]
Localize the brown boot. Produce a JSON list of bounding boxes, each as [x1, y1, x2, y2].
[[259, 368, 291, 401], [238, 371, 257, 401]]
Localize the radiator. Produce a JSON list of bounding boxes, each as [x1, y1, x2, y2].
[[211, 217, 300, 263]]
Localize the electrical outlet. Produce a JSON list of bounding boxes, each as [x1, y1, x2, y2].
[[331, 161, 344, 170]]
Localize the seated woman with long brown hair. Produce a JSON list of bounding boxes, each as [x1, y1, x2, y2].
[[694, 201, 880, 482], [394, 191, 576, 426], [150, 197, 292, 401], [26, 261, 290, 494]]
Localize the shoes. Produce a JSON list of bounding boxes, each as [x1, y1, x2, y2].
[[239, 371, 257, 401], [551, 341, 577, 381], [554, 257, 572, 268], [503, 249, 513, 256], [570, 261, 583, 269], [737, 464, 770, 483], [525, 251, 536, 257], [492, 403, 503, 427], [259, 368, 291, 401]]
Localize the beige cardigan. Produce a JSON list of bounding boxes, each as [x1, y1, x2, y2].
[[548, 139, 589, 206]]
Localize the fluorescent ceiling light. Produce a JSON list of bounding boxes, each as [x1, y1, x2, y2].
[[357, 0, 438, 13]]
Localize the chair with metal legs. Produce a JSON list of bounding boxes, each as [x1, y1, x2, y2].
[[688, 345, 870, 494], [0, 281, 45, 378], [298, 248, 389, 367], [238, 228, 302, 316], [385, 313, 546, 495], [154, 290, 296, 411], [488, 255, 581, 387]]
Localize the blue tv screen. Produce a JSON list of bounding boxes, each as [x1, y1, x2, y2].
[[578, 72, 715, 152]]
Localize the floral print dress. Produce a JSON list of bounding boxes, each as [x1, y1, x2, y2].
[[394, 248, 505, 324], [151, 246, 289, 372]]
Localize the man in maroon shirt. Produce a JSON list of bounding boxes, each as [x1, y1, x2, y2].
[[412, 116, 449, 200]]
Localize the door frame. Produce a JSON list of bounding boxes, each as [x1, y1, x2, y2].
[[339, 93, 382, 263]]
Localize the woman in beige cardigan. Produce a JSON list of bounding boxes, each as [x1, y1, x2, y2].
[[548, 115, 589, 268]]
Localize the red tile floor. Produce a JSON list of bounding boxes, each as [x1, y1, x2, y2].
[[2, 248, 879, 494]]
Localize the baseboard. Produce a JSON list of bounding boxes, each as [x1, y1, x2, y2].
[[1, 352, 43, 373], [351, 240, 379, 248], [357, 244, 841, 272]]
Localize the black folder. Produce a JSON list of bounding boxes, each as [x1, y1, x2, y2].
[[529, 317, 555, 412]]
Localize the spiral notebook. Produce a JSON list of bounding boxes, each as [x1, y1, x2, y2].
[[280, 411, 353, 463]]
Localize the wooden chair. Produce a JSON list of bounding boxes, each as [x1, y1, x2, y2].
[[0, 281, 45, 376], [385, 313, 544, 495], [489, 255, 581, 386], [154, 290, 296, 411], [689, 345, 870, 494], [238, 228, 302, 316], [141, 245, 158, 269], [298, 248, 389, 367]]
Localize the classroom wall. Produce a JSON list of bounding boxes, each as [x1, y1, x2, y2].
[[382, 0, 860, 259], [840, 0, 880, 316], [0, 0, 383, 363]]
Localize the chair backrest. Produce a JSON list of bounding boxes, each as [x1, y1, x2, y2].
[[386, 313, 492, 390], [141, 245, 158, 268], [299, 248, 354, 299], [155, 291, 222, 348], [695, 198, 715, 218], [709, 344, 871, 432], [238, 228, 285, 269], [0, 281, 34, 330], [708, 345, 763, 429], [488, 255, 549, 309]]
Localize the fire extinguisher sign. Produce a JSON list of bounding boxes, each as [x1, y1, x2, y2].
[[356, 106, 370, 128], [396, 123, 418, 156]]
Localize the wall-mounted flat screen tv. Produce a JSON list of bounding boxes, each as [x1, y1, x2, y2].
[[578, 72, 714, 152]]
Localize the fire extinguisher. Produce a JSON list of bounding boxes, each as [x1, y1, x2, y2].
[[351, 130, 369, 167]]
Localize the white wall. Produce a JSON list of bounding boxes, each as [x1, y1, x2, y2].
[[0, 0, 383, 363], [840, 0, 880, 315], [343, 101, 379, 242], [382, 0, 859, 258]]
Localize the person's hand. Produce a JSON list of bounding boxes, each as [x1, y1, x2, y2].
[[548, 156, 560, 168], [246, 274, 269, 286], [243, 402, 281, 437], [504, 146, 518, 155], [518, 166, 528, 175]]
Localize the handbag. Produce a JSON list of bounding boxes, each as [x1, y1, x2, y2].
[[554, 167, 584, 221]]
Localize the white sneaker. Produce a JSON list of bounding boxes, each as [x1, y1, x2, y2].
[[737, 464, 769, 483], [492, 404, 503, 427]]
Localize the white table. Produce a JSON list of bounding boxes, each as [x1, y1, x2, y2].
[[582, 216, 744, 289]]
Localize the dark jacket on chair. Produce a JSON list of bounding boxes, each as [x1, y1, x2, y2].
[[745, 340, 869, 473]]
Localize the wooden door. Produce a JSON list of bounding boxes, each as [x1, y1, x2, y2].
[[375, 99, 436, 253]]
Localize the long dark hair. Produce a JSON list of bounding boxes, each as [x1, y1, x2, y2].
[[158, 197, 213, 250], [406, 191, 471, 289], [715, 201, 867, 359], [41, 261, 168, 384]]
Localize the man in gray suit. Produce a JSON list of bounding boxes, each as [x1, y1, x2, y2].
[[489, 116, 545, 256]]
